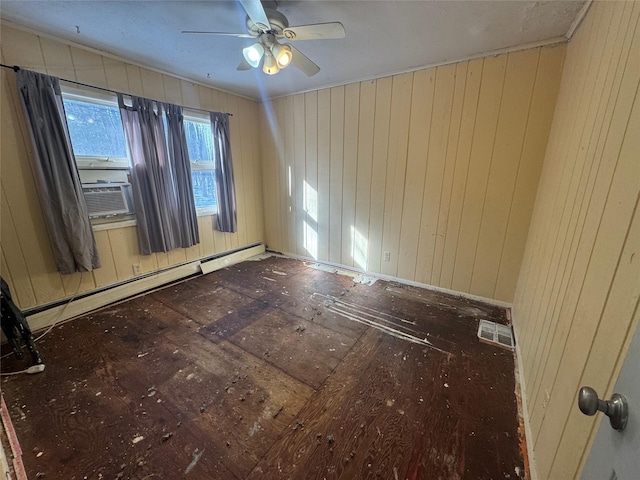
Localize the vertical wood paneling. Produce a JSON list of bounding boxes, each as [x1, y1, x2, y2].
[[124, 64, 144, 96], [293, 94, 306, 257], [241, 99, 257, 244], [1, 27, 46, 73], [381, 73, 413, 277], [328, 87, 344, 264], [41, 41, 75, 80], [180, 80, 200, 109], [0, 250, 18, 302], [470, 48, 538, 298], [304, 91, 318, 260], [316, 89, 331, 261], [528, 2, 629, 410], [354, 81, 375, 271], [163, 75, 183, 105], [494, 45, 565, 301], [341, 83, 359, 267], [227, 94, 246, 249], [0, 187, 37, 307], [102, 58, 129, 93], [70, 47, 107, 87], [512, 2, 640, 478], [266, 100, 281, 249], [397, 69, 434, 280], [451, 54, 507, 293], [0, 25, 264, 310], [523, 4, 613, 390], [92, 231, 119, 288], [367, 76, 392, 274], [283, 95, 296, 255], [276, 100, 288, 250], [262, 46, 563, 303], [431, 62, 466, 286], [416, 65, 454, 284], [440, 60, 482, 289]]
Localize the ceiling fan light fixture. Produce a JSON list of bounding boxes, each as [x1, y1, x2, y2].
[[242, 42, 264, 68], [263, 51, 280, 75], [272, 43, 293, 69]]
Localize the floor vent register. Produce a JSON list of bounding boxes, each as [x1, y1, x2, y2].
[[477, 320, 515, 350]]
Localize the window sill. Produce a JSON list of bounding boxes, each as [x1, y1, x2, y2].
[[92, 218, 137, 232], [197, 208, 217, 218], [91, 210, 218, 232]]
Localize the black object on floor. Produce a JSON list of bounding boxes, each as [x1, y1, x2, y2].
[[1, 276, 43, 366]]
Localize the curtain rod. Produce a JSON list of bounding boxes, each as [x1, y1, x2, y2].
[[0, 63, 232, 116]]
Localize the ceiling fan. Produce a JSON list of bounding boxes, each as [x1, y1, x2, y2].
[[182, 0, 345, 76]]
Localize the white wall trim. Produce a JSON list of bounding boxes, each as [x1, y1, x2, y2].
[[511, 311, 538, 480], [26, 244, 265, 333], [200, 244, 265, 274], [565, 0, 593, 40], [261, 36, 567, 102], [269, 250, 513, 309]]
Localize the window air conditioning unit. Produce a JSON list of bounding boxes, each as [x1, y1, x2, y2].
[[82, 183, 131, 217]]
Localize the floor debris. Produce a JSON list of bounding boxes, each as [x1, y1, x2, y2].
[[184, 448, 204, 475], [0, 255, 523, 479]]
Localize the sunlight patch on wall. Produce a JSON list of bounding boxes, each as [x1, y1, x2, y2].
[[351, 226, 368, 271], [303, 181, 319, 259], [304, 221, 318, 259], [303, 180, 318, 222]]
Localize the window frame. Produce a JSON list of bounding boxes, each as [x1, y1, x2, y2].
[[61, 84, 131, 170], [60, 86, 219, 226], [183, 109, 218, 217], [61, 84, 135, 227]]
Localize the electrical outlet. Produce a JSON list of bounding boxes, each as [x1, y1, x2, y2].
[[383, 251, 391, 262], [132, 263, 142, 276]]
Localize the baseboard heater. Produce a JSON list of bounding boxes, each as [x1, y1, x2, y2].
[[24, 243, 265, 333]]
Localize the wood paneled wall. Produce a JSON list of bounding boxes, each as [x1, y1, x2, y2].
[[513, 2, 640, 478], [260, 45, 564, 303], [0, 24, 264, 310]]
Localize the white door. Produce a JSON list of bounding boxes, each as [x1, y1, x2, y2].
[[581, 322, 640, 479]]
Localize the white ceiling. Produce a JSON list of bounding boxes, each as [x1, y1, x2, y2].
[[1, 1, 587, 100]]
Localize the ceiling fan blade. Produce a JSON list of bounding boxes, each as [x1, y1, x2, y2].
[[182, 30, 255, 38], [237, 57, 253, 71], [239, 0, 271, 30], [288, 45, 320, 77], [283, 22, 345, 41]]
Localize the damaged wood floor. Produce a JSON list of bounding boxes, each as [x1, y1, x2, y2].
[[1, 255, 527, 479]]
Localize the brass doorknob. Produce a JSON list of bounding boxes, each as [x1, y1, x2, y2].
[[578, 386, 628, 431]]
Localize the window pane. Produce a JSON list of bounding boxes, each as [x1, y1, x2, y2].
[[63, 99, 127, 158], [191, 170, 217, 209], [185, 120, 214, 162]]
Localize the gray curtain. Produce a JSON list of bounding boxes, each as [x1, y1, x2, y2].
[[16, 69, 100, 274], [164, 103, 199, 247], [210, 112, 237, 233], [118, 95, 199, 254]]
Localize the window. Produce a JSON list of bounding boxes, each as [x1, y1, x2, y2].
[[62, 86, 133, 223], [62, 86, 130, 172], [64, 98, 127, 160], [184, 112, 217, 215], [61, 85, 218, 223]]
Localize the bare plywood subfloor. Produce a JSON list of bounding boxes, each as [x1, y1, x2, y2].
[[1, 256, 526, 479]]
